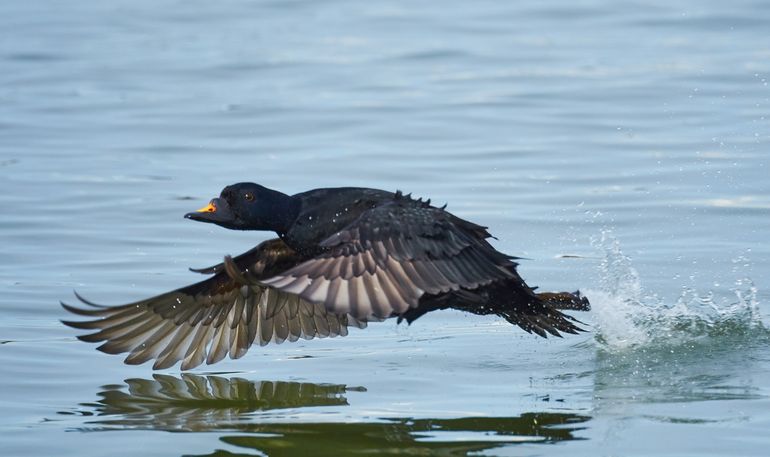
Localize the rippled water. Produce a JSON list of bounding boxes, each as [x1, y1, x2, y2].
[[2, 0, 769, 456]]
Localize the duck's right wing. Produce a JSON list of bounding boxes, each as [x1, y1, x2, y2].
[[259, 196, 584, 338], [61, 239, 366, 370], [260, 197, 516, 320]]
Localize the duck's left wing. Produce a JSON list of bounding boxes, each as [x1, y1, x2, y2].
[[62, 239, 366, 370]]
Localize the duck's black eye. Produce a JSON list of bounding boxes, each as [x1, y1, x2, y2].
[[244, 192, 254, 202]]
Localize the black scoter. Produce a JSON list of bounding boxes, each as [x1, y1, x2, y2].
[[62, 183, 590, 370]]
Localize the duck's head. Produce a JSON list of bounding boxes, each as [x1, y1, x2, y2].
[[185, 182, 297, 233]]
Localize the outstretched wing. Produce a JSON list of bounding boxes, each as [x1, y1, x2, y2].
[[261, 197, 518, 320], [62, 239, 366, 370]]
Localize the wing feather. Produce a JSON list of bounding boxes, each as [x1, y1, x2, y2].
[[262, 201, 515, 320], [62, 238, 366, 370]]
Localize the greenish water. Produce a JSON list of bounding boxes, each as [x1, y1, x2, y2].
[[2, 0, 770, 456]]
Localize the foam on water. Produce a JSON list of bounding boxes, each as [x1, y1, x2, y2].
[[587, 231, 766, 351]]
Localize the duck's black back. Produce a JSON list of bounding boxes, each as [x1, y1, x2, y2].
[[283, 187, 395, 254]]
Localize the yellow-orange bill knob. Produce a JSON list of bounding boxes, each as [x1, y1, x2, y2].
[[195, 202, 217, 213]]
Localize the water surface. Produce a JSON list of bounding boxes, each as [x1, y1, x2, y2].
[[1, 0, 769, 456]]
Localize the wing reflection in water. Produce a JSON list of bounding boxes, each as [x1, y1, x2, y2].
[[69, 374, 590, 456], [75, 374, 357, 432]]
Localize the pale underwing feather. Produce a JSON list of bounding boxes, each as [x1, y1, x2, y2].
[[62, 239, 366, 370]]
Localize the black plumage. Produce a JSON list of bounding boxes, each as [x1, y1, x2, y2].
[[63, 183, 589, 370]]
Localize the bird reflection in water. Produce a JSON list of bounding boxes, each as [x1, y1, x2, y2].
[[69, 374, 591, 456]]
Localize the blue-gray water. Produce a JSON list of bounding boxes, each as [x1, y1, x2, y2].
[[2, 1, 769, 456]]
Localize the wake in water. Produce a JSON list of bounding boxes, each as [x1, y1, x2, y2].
[[586, 231, 767, 351]]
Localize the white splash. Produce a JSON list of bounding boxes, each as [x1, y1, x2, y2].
[[586, 231, 765, 351]]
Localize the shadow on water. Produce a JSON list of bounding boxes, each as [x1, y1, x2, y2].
[[193, 414, 588, 457], [63, 374, 591, 457]]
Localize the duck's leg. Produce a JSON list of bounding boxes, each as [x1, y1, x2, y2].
[[535, 291, 590, 311]]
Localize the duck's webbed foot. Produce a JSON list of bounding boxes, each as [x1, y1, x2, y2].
[[535, 290, 590, 311]]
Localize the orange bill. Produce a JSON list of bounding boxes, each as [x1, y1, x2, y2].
[[195, 202, 217, 213]]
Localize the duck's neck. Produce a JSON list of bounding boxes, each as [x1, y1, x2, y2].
[[269, 192, 301, 236]]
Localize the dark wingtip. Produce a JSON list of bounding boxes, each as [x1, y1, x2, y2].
[[189, 265, 217, 274], [61, 319, 95, 330], [96, 341, 127, 355], [61, 301, 101, 316], [73, 290, 107, 308], [77, 332, 108, 343], [123, 356, 147, 366]]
